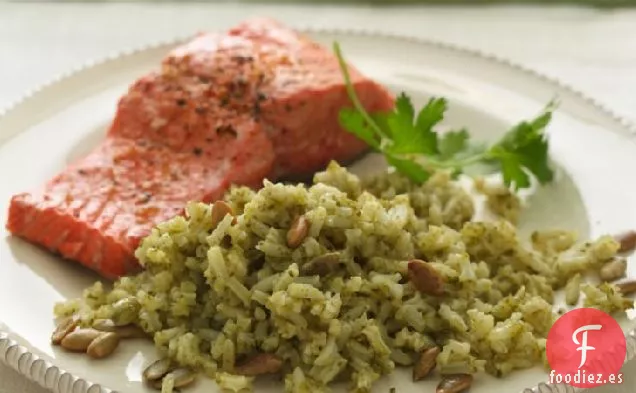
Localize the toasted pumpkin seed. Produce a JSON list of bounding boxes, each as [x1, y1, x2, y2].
[[148, 369, 194, 391], [287, 215, 309, 248], [413, 346, 440, 381], [171, 368, 197, 388], [211, 200, 234, 228], [116, 324, 147, 339], [51, 315, 79, 345], [93, 319, 147, 338], [87, 332, 120, 359], [144, 358, 174, 382], [111, 297, 141, 326], [301, 252, 340, 276], [60, 328, 102, 352], [616, 280, 636, 295], [407, 259, 444, 296], [616, 230, 636, 253], [437, 374, 473, 393], [149, 378, 164, 390], [92, 319, 117, 332], [149, 376, 171, 391], [235, 353, 283, 376], [599, 259, 627, 282]]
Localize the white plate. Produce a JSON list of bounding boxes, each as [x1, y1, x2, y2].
[[1, 28, 636, 393]]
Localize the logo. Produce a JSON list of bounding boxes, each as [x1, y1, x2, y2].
[[546, 308, 626, 388], [572, 324, 602, 368]]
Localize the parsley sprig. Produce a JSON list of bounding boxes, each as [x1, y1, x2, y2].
[[333, 42, 556, 191]]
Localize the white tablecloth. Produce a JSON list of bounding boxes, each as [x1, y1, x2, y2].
[[1, 2, 636, 392]]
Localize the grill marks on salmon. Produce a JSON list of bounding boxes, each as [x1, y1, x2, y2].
[[8, 123, 270, 278], [6, 18, 395, 278]]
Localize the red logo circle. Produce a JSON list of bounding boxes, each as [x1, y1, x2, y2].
[[546, 308, 626, 388]]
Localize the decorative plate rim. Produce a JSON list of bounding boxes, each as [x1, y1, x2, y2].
[[1, 25, 635, 393]]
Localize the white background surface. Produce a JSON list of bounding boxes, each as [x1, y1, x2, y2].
[[1, 2, 636, 392]]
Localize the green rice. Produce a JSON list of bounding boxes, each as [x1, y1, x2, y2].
[[54, 161, 635, 393]]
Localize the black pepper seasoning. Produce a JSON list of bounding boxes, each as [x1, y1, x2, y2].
[[176, 98, 187, 107], [252, 102, 261, 119], [232, 55, 253, 65], [139, 192, 152, 204], [216, 125, 237, 138], [193, 147, 203, 156], [231, 78, 248, 98], [235, 77, 247, 87]]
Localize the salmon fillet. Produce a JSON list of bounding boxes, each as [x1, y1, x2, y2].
[[8, 117, 273, 278], [6, 18, 394, 278], [165, 18, 395, 177]]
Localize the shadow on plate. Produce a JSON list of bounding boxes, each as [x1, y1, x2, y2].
[[6, 235, 106, 300], [517, 167, 591, 241]]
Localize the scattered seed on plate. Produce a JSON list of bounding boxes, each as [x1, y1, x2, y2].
[[615, 230, 636, 253], [616, 280, 636, 295], [413, 346, 440, 381], [92, 318, 117, 332], [51, 315, 79, 345], [87, 332, 120, 359], [144, 358, 174, 382], [211, 200, 235, 228], [150, 374, 174, 392], [599, 258, 627, 282], [234, 353, 283, 376], [170, 368, 197, 388], [115, 324, 147, 339], [436, 374, 473, 393], [111, 297, 141, 326], [287, 215, 308, 248], [60, 328, 102, 352], [149, 368, 195, 391], [93, 318, 147, 338], [407, 259, 444, 297]]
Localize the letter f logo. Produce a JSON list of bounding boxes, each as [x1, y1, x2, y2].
[[572, 324, 602, 369]]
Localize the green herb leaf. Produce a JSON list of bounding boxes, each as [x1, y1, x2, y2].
[[385, 94, 441, 155], [486, 103, 556, 189], [338, 108, 381, 150], [488, 147, 532, 190], [416, 97, 447, 133], [438, 129, 469, 160], [333, 41, 556, 192], [386, 155, 431, 183], [395, 93, 415, 123]]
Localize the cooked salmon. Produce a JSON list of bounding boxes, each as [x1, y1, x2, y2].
[[169, 18, 395, 178], [6, 18, 394, 278]]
